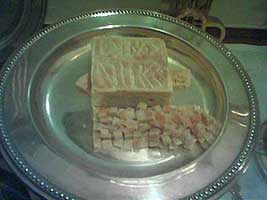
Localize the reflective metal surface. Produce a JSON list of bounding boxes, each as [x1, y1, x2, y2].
[[256, 122, 267, 180], [29, 28, 226, 178], [0, 10, 258, 200]]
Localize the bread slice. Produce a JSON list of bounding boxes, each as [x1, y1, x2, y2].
[[91, 36, 173, 107]]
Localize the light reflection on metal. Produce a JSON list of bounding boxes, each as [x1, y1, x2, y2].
[[171, 162, 198, 181], [179, 162, 197, 176], [148, 187, 161, 200], [109, 179, 154, 188], [238, 122, 247, 128], [109, 159, 198, 187], [92, 12, 114, 17], [108, 183, 162, 200], [157, 155, 175, 164], [45, 94, 51, 119], [102, 24, 115, 29], [70, 54, 80, 61], [231, 110, 249, 117]]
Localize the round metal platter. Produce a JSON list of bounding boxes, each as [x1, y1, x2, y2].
[[0, 9, 259, 200]]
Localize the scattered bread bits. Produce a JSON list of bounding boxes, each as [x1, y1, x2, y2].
[[92, 102, 219, 152], [170, 68, 192, 89], [113, 139, 124, 149]]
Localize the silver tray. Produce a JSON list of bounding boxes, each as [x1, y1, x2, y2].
[[0, 9, 259, 200]]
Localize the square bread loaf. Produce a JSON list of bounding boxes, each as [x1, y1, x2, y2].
[[91, 36, 173, 107]]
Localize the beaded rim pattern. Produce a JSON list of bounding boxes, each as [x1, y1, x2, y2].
[[0, 9, 259, 200]]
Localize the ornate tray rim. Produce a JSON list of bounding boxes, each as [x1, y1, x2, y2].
[[0, 9, 259, 200]]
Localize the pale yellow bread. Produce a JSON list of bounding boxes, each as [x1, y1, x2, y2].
[[91, 36, 173, 107]]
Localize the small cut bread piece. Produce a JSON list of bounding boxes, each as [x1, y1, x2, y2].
[[75, 73, 91, 95], [170, 68, 192, 89]]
